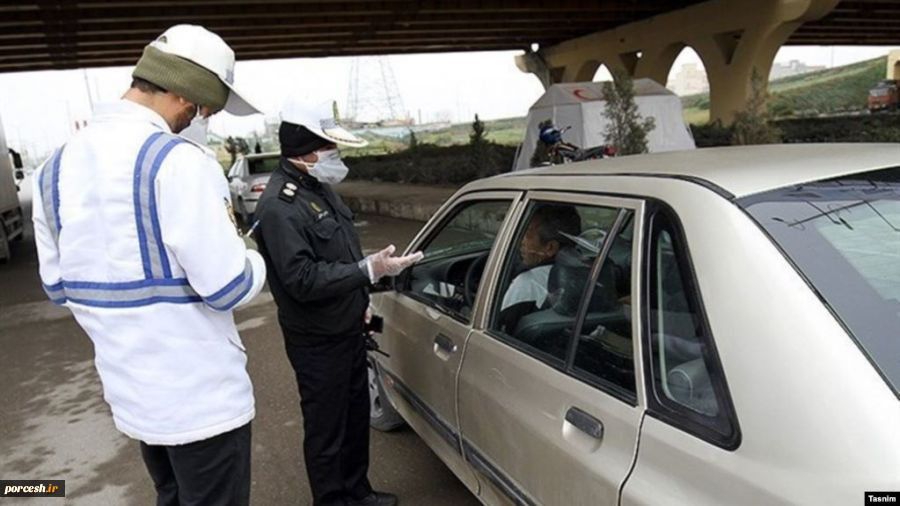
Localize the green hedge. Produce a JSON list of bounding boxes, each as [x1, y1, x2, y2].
[[344, 143, 517, 185], [775, 115, 900, 143], [691, 114, 900, 146]]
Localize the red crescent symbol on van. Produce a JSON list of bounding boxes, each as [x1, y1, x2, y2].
[[572, 88, 592, 100]]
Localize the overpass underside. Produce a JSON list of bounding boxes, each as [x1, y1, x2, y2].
[[4, 0, 899, 124], [519, 0, 894, 123]]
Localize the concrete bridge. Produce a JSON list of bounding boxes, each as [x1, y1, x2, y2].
[[4, 0, 898, 123]]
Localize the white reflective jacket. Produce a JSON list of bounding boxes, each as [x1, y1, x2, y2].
[[32, 100, 266, 445]]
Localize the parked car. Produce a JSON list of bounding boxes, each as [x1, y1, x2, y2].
[[226, 151, 280, 226], [367, 144, 900, 506]]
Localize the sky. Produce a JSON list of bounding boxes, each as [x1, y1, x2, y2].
[[0, 45, 895, 161]]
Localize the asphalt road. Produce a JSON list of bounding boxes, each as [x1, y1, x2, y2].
[[0, 184, 479, 506]]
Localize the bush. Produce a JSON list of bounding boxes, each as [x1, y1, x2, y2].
[[731, 69, 781, 145], [344, 142, 517, 185], [691, 114, 900, 146], [690, 121, 734, 147], [775, 115, 900, 143]]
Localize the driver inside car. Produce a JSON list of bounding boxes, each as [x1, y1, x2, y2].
[[499, 204, 581, 333]]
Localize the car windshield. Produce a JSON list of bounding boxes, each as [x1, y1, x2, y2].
[[248, 157, 280, 175], [739, 167, 900, 396]]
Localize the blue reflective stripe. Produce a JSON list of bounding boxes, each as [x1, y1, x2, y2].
[[147, 138, 183, 278], [206, 270, 247, 302], [66, 295, 203, 308], [40, 147, 64, 244], [42, 282, 66, 305], [204, 260, 254, 311], [51, 147, 62, 232], [50, 277, 202, 308], [62, 277, 192, 290], [215, 271, 253, 312], [134, 132, 163, 278], [40, 148, 65, 305]]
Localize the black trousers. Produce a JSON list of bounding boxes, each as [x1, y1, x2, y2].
[[140, 423, 251, 506], [285, 333, 372, 506]]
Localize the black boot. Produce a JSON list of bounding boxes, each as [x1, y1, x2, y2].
[[346, 491, 398, 506]]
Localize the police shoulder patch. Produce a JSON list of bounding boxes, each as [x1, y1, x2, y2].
[[278, 182, 298, 203]]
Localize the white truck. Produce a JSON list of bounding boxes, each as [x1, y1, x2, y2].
[[0, 116, 25, 263]]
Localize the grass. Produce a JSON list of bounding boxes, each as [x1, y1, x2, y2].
[[682, 56, 888, 122], [682, 107, 710, 125]]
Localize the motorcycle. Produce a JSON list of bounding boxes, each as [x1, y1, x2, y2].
[[536, 122, 616, 165]]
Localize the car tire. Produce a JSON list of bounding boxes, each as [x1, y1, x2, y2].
[[0, 224, 10, 264], [234, 199, 247, 230], [11, 208, 23, 242], [368, 357, 405, 432]]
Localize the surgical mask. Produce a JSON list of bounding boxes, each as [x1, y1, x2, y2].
[[304, 149, 349, 184], [180, 105, 209, 146]]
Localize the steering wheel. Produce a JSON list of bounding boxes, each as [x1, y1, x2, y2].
[[463, 252, 489, 308]]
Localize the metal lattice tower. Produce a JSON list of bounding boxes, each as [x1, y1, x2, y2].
[[345, 56, 409, 125]]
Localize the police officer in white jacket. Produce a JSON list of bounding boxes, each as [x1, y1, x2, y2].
[[32, 25, 266, 506]]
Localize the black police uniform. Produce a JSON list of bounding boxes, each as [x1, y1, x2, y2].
[[254, 158, 373, 506]]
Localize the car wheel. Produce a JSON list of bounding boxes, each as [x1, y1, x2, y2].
[[368, 357, 404, 432], [234, 199, 247, 230], [0, 224, 10, 264], [11, 208, 23, 242]]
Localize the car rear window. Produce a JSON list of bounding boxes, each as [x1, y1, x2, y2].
[[248, 157, 280, 175], [738, 166, 900, 397]]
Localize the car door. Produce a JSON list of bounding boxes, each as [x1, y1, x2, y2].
[[457, 192, 646, 506], [371, 191, 522, 493], [620, 204, 743, 506], [227, 157, 248, 202]]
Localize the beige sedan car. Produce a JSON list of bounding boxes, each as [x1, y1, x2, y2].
[[368, 144, 900, 506]]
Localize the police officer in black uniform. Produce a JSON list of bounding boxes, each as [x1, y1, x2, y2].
[[254, 101, 422, 506]]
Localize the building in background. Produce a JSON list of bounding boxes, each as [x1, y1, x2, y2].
[[769, 60, 827, 80], [668, 63, 709, 96]]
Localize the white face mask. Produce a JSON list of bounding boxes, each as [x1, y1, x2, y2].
[[180, 106, 209, 146], [303, 149, 349, 184]]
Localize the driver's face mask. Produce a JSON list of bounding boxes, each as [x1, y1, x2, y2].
[[301, 149, 349, 184], [180, 105, 210, 146]]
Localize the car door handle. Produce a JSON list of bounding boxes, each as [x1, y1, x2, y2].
[[565, 407, 604, 440], [433, 333, 458, 359]]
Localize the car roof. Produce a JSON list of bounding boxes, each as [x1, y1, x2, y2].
[[482, 143, 900, 198], [240, 151, 280, 161]]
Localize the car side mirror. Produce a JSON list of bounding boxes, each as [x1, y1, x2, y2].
[[10, 150, 23, 169], [370, 276, 395, 293]]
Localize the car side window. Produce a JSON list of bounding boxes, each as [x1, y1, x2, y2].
[[645, 208, 739, 448], [248, 157, 279, 175], [571, 212, 636, 401], [401, 200, 511, 322], [490, 201, 619, 366]]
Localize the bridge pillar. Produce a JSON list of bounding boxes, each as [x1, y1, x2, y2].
[[888, 50, 900, 80], [516, 0, 840, 124]]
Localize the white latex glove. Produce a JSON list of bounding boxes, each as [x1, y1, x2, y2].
[[364, 305, 374, 336], [365, 244, 424, 283]]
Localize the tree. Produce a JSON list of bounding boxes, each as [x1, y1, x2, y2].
[[601, 71, 655, 155], [731, 68, 781, 145], [225, 136, 251, 164], [470, 114, 486, 145], [407, 129, 419, 150], [468, 113, 496, 178]]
